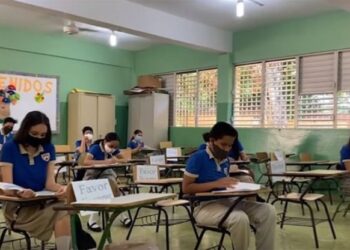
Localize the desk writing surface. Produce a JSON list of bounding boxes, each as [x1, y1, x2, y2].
[[75, 163, 132, 170], [268, 169, 348, 177], [134, 177, 183, 185], [158, 163, 186, 168], [72, 193, 176, 208], [0, 194, 57, 202], [195, 190, 258, 197]]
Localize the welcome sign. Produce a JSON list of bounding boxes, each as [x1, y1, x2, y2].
[[0, 72, 59, 131]]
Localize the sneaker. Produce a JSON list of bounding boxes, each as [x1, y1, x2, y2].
[[121, 217, 132, 227]]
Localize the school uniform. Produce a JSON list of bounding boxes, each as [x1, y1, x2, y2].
[[83, 142, 121, 180], [0, 141, 67, 241], [339, 144, 350, 170], [0, 130, 14, 151], [127, 139, 144, 150], [198, 143, 207, 150], [185, 147, 276, 250]]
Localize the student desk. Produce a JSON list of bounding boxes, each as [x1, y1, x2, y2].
[[55, 160, 77, 183], [134, 178, 183, 196], [75, 163, 133, 179], [55, 193, 176, 250], [0, 194, 57, 249], [166, 155, 190, 164], [286, 160, 339, 171], [158, 163, 186, 177], [187, 190, 259, 250], [127, 159, 148, 164], [267, 170, 348, 248]]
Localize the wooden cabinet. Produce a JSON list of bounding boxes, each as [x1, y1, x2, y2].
[[128, 93, 169, 148], [68, 92, 116, 147]]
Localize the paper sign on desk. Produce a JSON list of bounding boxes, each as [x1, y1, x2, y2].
[[72, 179, 114, 216], [134, 165, 159, 182], [166, 147, 182, 157], [150, 155, 166, 165], [213, 182, 261, 193], [270, 160, 286, 183]]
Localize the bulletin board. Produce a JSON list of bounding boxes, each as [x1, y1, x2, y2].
[[0, 71, 59, 132]]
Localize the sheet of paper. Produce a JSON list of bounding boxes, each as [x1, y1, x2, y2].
[[35, 190, 56, 197], [212, 182, 261, 193], [0, 182, 24, 191]]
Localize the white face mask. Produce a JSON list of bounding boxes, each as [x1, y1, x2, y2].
[[135, 135, 143, 142], [104, 144, 113, 153], [84, 133, 93, 140]]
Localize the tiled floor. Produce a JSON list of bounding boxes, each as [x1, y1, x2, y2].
[[0, 197, 349, 249]]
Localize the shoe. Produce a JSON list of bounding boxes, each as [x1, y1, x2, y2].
[[121, 217, 132, 227], [87, 222, 102, 232]]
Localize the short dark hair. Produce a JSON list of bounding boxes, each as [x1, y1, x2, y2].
[[3, 117, 17, 124], [14, 111, 51, 145], [133, 129, 142, 135], [209, 122, 238, 140], [202, 132, 210, 142], [82, 126, 93, 134], [105, 132, 120, 142]]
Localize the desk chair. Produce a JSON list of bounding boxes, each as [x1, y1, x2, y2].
[[251, 152, 270, 184], [332, 176, 350, 220], [126, 165, 198, 250], [159, 141, 173, 154]]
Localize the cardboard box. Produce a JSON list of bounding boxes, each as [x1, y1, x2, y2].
[[137, 75, 162, 88]]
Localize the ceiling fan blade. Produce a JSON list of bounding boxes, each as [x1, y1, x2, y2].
[[248, 0, 264, 7], [79, 28, 99, 33]]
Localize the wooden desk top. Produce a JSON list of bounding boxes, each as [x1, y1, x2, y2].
[[268, 169, 348, 178], [229, 160, 250, 165], [166, 156, 190, 159], [158, 163, 186, 168], [134, 177, 183, 185], [0, 194, 57, 203], [286, 160, 337, 166], [71, 193, 176, 209], [195, 190, 258, 197], [55, 160, 76, 166], [127, 159, 148, 164], [75, 163, 133, 170]]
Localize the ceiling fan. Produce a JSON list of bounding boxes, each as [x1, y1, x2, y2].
[[248, 0, 264, 7], [63, 21, 98, 35], [236, 0, 264, 17]]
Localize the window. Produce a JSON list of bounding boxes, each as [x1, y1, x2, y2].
[[233, 50, 350, 129], [158, 68, 217, 127]]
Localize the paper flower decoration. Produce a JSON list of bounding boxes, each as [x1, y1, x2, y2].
[[35, 92, 45, 103], [0, 85, 20, 105]]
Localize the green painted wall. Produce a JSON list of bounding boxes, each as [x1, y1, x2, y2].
[[0, 25, 134, 146]]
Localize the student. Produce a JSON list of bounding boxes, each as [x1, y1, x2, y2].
[[0, 111, 70, 250], [339, 137, 350, 170], [183, 122, 276, 250], [127, 129, 144, 155], [198, 132, 210, 150], [0, 116, 17, 150], [228, 136, 249, 161], [83, 132, 131, 230], [74, 126, 94, 180]]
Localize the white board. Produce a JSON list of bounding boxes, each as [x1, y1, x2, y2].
[[0, 72, 59, 132]]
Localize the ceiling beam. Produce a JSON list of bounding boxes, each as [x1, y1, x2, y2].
[[7, 0, 232, 53]]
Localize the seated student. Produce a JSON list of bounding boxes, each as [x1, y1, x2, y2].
[[127, 129, 144, 156], [339, 137, 350, 170], [198, 132, 210, 150], [74, 126, 94, 180], [83, 132, 131, 231], [183, 122, 276, 250], [0, 111, 70, 250], [0, 117, 17, 151], [228, 136, 248, 161]]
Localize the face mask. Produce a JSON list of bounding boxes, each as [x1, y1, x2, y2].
[[211, 143, 229, 160], [27, 134, 46, 147], [135, 135, 143, 142], [3, 126, 13, 135], [84, 133, 93, 140], [104, 144, 113, 153]]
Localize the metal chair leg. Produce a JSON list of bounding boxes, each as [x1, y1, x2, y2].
[[304, 202, 319, 248], [126, 207, 142, 240], [218, 232, 226, 250], [182, 205, 199, 239], [318, 199, 336, 239], [155, 209, 162, 233], [280, 201, 289, 229], [194, 229, 206, 250], [0, 228, 9, 249]]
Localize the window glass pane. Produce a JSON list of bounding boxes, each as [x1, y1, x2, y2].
[[265, 59, 297, 128], [233, 63, 263, 127], [297, 94, 334, 128], [337, 91, 350, 128], [197, 69, 217, 127]]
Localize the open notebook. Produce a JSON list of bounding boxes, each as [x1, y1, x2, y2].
[[0, 182, 56, 197], [212, 182, 261, 193]]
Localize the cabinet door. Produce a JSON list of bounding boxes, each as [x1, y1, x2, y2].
[[97, 95, 116, 139]]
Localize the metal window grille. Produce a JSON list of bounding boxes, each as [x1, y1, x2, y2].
[[233, 63, 263, 127], [175, 69, 217, 127], [197, 69, 218, 127], [264, 59, 297, 128], [337, 91, 350, 128], [157, 73, 176, 126], [297, 93, 334, 128]]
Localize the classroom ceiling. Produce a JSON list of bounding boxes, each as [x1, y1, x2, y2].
[[0, 0, 346, 52]]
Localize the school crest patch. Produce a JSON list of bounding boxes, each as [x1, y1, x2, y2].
[[41, 153, 50, 161]]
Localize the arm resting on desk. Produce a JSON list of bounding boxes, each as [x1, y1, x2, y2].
[[182, 174, 239, 194]]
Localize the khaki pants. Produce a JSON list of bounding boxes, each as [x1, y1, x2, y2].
[[194, 199, 275, 250]]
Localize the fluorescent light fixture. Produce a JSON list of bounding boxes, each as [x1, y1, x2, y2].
[[109, 32, 117, 47], [236, 0, 244, 18]]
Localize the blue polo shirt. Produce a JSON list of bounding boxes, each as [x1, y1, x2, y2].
[[339, 144, 350, 170], [74, 140, 91, 160], [198, 143, 207, 151], [185, 148, 229, 184], [87, 143, 120, 160], [127, 139, 144, 149], [0, 131, 14, 150], [0, 141, 55, 191], [228, 139, 244, 160]]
